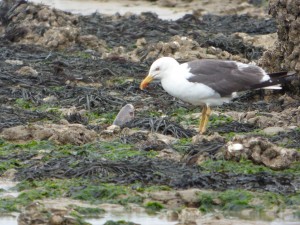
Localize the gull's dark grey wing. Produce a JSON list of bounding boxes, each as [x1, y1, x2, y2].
[[185, 59, 268, 96]]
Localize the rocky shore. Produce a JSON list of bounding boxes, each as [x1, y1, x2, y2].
[[0, 0, 299, 225]]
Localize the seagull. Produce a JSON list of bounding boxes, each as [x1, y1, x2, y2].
[[140, 57, 295, 134]]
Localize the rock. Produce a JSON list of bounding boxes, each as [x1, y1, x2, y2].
[[261, 0, 300, 87], [0, 169, 17, 180], [43, 96, 58, 103], [113, 104, 135, 126], [0, 123, 97, 145], [158, 0, 177, 7], [224, 135, 300, 170], [78, 35, 107, 54], [18, 202, 48, 225], [262, 126, 286, 135], [176, 189, 202, 207], [16, 66, 38, 76], [157, 148, 181, 161], [226, 107, 300, 129], [178, 207, 202, 225], [192, 132, 225, 144], [98, 203, 125, 213], [129, 35, 245, 63], [103, 125, 121, 135], [49, 214, 64, 225], [148, 132, 178, 145], [166, 210, 179, 221], [5, 59, 23, 65], [18, 201, 82, 225], [233, 32, 277, 50], [149, 191, 178, 203]]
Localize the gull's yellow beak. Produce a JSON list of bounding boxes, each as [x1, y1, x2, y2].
[[140, 75, 154, 90]]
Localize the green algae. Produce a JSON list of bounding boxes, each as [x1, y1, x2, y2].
[[198, 189, 300, 217], [73, 206, 105, 216], [200, 159, 274, 174], [144, 201, 164, 213]]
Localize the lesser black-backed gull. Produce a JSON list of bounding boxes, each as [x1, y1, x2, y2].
[[140, 57, 295, 134]]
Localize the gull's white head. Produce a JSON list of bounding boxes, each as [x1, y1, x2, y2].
[[140, 57, 179, 90]]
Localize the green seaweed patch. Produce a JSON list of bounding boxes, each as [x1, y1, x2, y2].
[[200, 159, 274, 174], [14, 98, 60, 114], [144, 201, 164, 213], [69, 183, 144, 206], [199, 190, 254, 213], [0, 179, 88, 213], [15, 98, 34, 109], [284, 192, 300, 207], [209, 114, 233, 126], [198, 189, 300, 217], [136, 184, 171, 193], [74, 51, 93, 59], [87, 112, 117, 125], [0, 140, 55, 154], [73, 206, 105, 217], [69, 210, 92, 225], [169, 107, 199, 126], [99, 141, 156, 160], [70, 183, 129, 204], [104, 220, 139, 225], [0, 179, 145, 213], [172, 138, 192, 153]]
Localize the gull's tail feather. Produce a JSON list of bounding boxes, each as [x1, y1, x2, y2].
[[252, 71, 297, 90]]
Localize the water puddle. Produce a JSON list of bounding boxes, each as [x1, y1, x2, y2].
[[0, 216, 18, 225], [85, 211, 177, 225], [0, 181, 19, 198], [29, 0, 190, 20]]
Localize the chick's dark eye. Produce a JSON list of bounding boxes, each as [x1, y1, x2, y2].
[[155, 67, 160, 71]]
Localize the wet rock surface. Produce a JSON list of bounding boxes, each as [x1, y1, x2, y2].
[[261, 0, 300, 92], [225, 135, 300, 170], [0, 1, 299, 225]]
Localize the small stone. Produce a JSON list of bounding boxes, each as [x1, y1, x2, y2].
[[16, 66, 38, 76], [49, 214, 64, 225], [157, 148, 181, 161], [106, 125, 121, 133], [148, 133, 178, 145], [43, 96, 58, 103], [149, 191, 177, 202], [227, 143, 244, 152], [166, 210, 179, 221], [262, 126, 285, 135], [158, 0, 177, 7], [179, 208, 202, 224], [176, 189, 202, 207], [113, 104, 135, 126], [5, 59, 23, 65]]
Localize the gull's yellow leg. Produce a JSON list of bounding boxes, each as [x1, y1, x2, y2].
[[199, 105, 211, 134]]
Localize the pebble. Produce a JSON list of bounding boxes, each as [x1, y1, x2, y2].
[[113, 104, 135, 126], [262, 126, 286, 135], [5, 59, 23, 65], [16, 66, 38, 76]]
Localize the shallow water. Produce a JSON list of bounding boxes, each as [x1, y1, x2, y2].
[[29, 0, 190, 20], [0, 212, 177, 225], [85, 212, 177, 225], [0, 216, 18, 225], [0, 181, 19, 198]]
